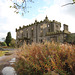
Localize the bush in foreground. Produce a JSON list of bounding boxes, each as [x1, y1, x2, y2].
[[14, 42, 75, 75]]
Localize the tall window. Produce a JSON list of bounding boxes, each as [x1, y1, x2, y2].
[[48, 29, 50, 32], [31, 28, 33, 38], [48, 25, 50, 32], [40, 30, 43, 36], [48, 25, 49, 27], [26, 32, 28, 38], [31, 30, 33, 37], [26, 29, 28, 38]]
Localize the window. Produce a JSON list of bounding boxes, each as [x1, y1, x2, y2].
[[48, 25, 49, 27], [27, 29, 28, 31], [40, 24, 47, 29], [41, 39, 43, 43], [32, 28, 33, 30], [40, 30, 43, 34], [31, 30, 33, 37], [40, 30, 43, 36], [20, 30, 23, 33], [18, 36, 19, 38], [22, 32, 23, 37], [48, 29, 50, 32], [31, 28, 34, 37], [56, 25, 58, 28], [41, 30, 43, 33], [26, 32, 28, 38]]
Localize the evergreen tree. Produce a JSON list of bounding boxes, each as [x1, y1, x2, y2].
[[5, 32, 12, 46]]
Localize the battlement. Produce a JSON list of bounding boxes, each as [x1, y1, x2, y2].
[[16, 16, 61, 32]]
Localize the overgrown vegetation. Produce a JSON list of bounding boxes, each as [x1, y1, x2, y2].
[[65, 34, 75, 44], [0, 42, 7, 46], [15, 42, 75, 75], [9, 38, 16, 48]]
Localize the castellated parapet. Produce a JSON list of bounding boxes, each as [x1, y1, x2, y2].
[[16, 16, 70, 46], [64, 24, 68, 31]]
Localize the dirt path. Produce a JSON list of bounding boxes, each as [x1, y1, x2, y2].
[[0, 52, 16, 75]]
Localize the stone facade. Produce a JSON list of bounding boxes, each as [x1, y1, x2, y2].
[[16, 16, 70, 46]]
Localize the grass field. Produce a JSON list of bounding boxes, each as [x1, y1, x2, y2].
[[0, 51, 10, 57]]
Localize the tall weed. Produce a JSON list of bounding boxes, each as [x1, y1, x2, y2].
[[14, 42, 75, 75]]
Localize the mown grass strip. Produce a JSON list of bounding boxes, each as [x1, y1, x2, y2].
[[0, 51, 10, 57]]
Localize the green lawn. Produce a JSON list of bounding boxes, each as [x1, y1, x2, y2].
[[0, 51, 10, 57]]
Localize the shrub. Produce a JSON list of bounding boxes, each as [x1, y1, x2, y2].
[[14, 42, 75, 75], [9, 38, 16, 48], [0, 42, 7, 46]]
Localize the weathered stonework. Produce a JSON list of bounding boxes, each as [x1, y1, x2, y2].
[[16, 16, 70, 46]]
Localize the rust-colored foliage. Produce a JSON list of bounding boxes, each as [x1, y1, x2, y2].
[[14, 42, 75, 75]]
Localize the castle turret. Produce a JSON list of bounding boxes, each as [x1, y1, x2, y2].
[[35, 19, 37, 23], [44, 16, 49, 22], [64, 24, 68, 31], [51, 20, 61, 32], [63, 24, 70, 34]]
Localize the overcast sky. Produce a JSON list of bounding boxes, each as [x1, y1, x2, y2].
[[0, 0, 75, 41]]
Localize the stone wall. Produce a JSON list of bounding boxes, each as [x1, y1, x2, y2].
[[16, 16, 69, 46]]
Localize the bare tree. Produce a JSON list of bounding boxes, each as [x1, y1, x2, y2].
[[62, 0, 75, 7], [10, 0, 75, 14], [10, 0, 34, 15]]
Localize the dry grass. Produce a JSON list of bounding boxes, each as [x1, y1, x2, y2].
[[14, 42, 75, 75]]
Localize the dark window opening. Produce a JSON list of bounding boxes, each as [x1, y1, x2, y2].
[[41, 39, 43, 43], [27, 32, 28, 38], [48, 29, 50, 32], [31, 30, 33, 37]]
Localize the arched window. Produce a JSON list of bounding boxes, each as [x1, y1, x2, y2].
[[48, 25, 49, 27], [31, 28, 33, 37]]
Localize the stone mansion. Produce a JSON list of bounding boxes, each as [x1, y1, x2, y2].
[[16, 16, 70, 46]]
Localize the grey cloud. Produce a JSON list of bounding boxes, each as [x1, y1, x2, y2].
[[61, 4, 75, 18]]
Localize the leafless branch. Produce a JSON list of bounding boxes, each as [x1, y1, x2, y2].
[[61, 2, 75, 7]]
